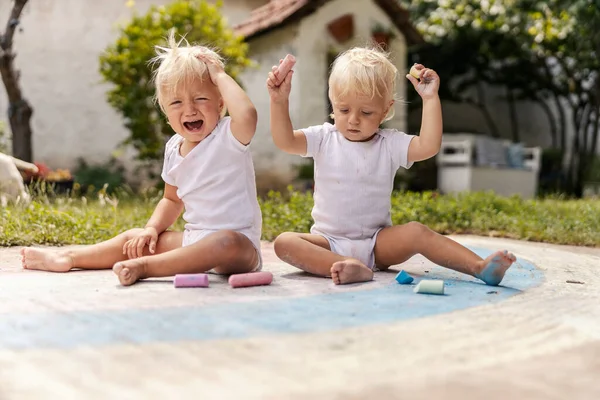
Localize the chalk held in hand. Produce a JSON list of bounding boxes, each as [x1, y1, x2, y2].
[[413, 279, 445, 295], [409, 64, 421, 79], [395, 270, 414, 284], [276, 54, 296, 85], [174, 273, 209, 288], [229, 271, 273, 288]]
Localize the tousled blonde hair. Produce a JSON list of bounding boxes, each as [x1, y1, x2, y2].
[[150, 30, 224, 113], [328, 47, 397, 121]]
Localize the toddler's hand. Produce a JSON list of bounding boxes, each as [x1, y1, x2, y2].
[[123, 227, 158, 259], [266, 60, 293, 104], [206, 62, 226, 86], [406, 64, 440, 100], [196, 54, 225, 86]]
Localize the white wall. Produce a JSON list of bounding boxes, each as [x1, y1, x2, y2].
[[0, 0, 138, 168]]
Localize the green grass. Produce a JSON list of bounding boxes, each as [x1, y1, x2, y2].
[[1, 189, 599, 247]]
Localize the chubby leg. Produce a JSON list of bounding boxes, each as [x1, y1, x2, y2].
[[112, 230, 259, 286], [21, 229, 182, 272], [273, 232, 373, 285], [374, 222, 516, 286]]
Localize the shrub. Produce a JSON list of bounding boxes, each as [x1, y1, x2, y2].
[[2, 189, 598, 247], [74, 158, 126, 195], [260, 189, 314, 241], [99, 0, 252, 161]]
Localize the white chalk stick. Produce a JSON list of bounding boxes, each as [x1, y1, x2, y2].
[[413, 279, 444, 295]]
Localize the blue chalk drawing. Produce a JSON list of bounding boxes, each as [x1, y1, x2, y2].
[[0, 247, 543, 349]]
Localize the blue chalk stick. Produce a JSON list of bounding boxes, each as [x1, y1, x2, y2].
[[395, 270, 414, 284]]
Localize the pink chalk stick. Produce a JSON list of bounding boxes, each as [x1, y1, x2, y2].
[[174, 273, 209, 288], [229, 271, 273, 288], [276, 54, 296, 85]]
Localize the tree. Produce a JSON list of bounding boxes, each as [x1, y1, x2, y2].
[[544, 0, 600, 195], [0, 0, 33, 162], [99, 0, 252, 161], [404, 0, 600, 196]]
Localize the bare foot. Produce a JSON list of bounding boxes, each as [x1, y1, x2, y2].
[[330, 259, 373, 285], [475, 250, 516, 286], [113, 258, 148, 286], [21, 247, 73, 272]]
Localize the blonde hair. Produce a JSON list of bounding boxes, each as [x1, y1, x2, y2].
[[328, 47, 397, 121], [150, 30, 224, 113]]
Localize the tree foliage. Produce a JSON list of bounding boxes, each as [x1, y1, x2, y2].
[[99, 0, 251, 161], [404, 0, 600, 196]]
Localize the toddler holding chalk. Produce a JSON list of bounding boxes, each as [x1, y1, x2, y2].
[[266, 47, 516, 285], [21, 31, 263, 286]]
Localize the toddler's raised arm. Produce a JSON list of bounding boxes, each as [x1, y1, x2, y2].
[[266, 54, 307, 155], [204, 60, 258, 146], [406, 64, 443, 163]]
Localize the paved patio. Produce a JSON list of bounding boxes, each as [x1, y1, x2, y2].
[[0, 235, 598, 399]]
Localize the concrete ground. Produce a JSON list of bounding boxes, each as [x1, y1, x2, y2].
[[0, 235, 599, 400]]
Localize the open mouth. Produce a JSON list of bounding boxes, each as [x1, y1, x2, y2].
[[348, 129, 361, 134], [183, 120, 204, 132]]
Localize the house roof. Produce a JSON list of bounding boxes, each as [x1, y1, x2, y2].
[[233, 0, 424, 45]]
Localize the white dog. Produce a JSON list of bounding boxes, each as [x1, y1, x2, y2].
[[0, 153, 35, 205]]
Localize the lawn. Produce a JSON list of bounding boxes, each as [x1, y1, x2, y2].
[[1, 188, 599, 247]]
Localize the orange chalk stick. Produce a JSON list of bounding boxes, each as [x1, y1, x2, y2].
[[229, 271, 273, 288], [276, 54, 296, 85]]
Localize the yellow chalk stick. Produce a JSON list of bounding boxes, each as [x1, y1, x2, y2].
[[409, 65, 421, 79]]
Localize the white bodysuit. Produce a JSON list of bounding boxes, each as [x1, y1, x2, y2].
[[302, 122, 415, 268], [161, 117, 262, 270]]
